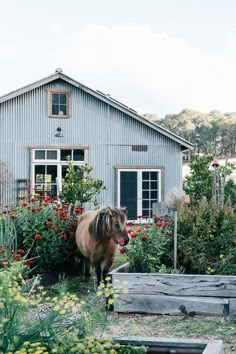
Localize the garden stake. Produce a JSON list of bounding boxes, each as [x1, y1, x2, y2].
[[174, 210, 178, 271]]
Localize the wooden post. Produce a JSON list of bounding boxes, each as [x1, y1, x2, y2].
[[174, 210, 178, 271]]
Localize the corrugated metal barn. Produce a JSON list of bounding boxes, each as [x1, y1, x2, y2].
[[0, 68, 193, 220]]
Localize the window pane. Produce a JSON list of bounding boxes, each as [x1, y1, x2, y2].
[[52, 94, 59, 104], [151, 191, 158, 199], [60, 94, 67, 104], [35, 165, 45, 183], [151, 172, 158, 180], [59, 105, 67, 115], [142, 209, 150, 217], [46, 150, 57, 160], [142, 171, 149, 180], [62, 165, 68, 179], [35, 150, 45, 159], [142, 190, 149, 199], [60, 149, 72, 161], [73, 149, 85, 161], [151, 181, 157, 189], [52, 104, 59, 115], [142, 181, 149, 190], [46, 165, 57, 183], [142, 200, 149, 208]]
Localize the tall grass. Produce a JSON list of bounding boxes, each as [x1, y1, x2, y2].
[[0, 212, 17, 251]]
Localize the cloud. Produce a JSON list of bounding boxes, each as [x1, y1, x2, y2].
[[50, 24, 236, 115]]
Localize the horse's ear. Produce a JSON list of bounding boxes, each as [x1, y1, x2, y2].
[[121, 207, 128, 214]]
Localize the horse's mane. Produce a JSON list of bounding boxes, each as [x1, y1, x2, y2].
[[89, 207, 126, 241]]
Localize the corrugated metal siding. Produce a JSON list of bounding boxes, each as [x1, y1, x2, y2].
[[0, 79, 183, 205]]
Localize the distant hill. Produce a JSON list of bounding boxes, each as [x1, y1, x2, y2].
[[144, 109, 236, 157]]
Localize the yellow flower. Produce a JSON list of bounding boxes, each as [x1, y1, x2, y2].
[[99, 283, 105, 288], [220, 254, 224, 259], [59, 309, 66, 315], [105, 276, 111, 281], [80, 300, 86, 305], [52, 350, 58, 353], [53, 305, 60, 311], [96, 291, 103, 297], [108, 298, 114, 305], [123, 288, 128, 294]]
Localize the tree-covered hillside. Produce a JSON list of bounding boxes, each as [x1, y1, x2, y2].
[[144, 109, 236, 157]]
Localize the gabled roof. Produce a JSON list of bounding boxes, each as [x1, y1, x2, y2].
[[0, 69, 193, 150]]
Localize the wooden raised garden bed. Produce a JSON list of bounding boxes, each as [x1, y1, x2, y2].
[[109, 263, 236, 316], [115, 337, 224, 354]]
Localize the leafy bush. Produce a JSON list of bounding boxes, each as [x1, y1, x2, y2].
[[177, 200, 236, 275], [121, 218, 172, 273], [10, 193, 79, 274], [184, 154, 236, 205], [61, 159, 105, 207]]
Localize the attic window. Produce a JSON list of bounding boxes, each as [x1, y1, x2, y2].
[[48, 90, 70, 118], [132, 145, 148, 152]]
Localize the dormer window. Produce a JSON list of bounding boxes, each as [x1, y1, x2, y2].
[[48, 90, 70, 118]]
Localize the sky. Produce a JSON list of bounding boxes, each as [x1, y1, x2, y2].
[[1, 0, 236, 116]]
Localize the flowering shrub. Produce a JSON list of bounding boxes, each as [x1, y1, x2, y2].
[[121, 217, 173, 273], [177, 200, 236, 275], [0, 261, 138, 354], [7, 192, 79, 273]]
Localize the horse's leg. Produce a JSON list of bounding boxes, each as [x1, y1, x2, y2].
[[95, 264, 102, 286], [84, 257, 91, 281], [102, 258, 113, 284]]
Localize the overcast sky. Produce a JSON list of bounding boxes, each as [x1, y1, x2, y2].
[[1, 0, 236, 116]]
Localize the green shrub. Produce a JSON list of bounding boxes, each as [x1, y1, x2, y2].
[[121, 219, 172, 273], [11, 193, 79, 274], [177, 200, 236, 275], [60, 159, 105, 207]]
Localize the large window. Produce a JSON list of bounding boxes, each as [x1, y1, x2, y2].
[[31, 148, 87, 196], [48, 90, 70, 118]]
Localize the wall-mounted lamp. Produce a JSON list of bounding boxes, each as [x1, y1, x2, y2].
[[54, 127, 63, 138]]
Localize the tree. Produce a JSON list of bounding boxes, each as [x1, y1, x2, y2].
[[60, 160, 106, 207], [184, 154, 236, 205]]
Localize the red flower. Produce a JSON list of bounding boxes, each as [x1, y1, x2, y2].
[[51, 225, 57, 230], [164, 221, 171, 226], [25, 186, 30, 190], [131, 232, 138, 238], [127, 229, 132, 234], [17, 249, 25, 254], [35, 234, 42, 240], [55, 247, 60, 251], [119, 248, 125, 254], [137, 215, 143, 219], [14, 254, 22, 260], [75, 207, 83, 214], [21, 202, 28, 207], [154, 216, 162, 221], [142, 216, 149, 219], [69, 231, 75, 237], [10, 250, 15, 254], [59, 233, 67, 240], [127, 222, 134, 226], [136, 228, 142, 233], [46, 221, 53, 226], [118, 238, 124, 245], [142, 235, 147, 241], [2, 259, 10, 264], [5, 245, 9, 249], [144, 225, 149, 229], [35, 206, 43, 211], [0, 250, 5, 253], [156, 222, 163, 227]]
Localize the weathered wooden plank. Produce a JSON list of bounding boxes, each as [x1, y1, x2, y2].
[[229, 298, 236, 315], [113, 294, 229, 315], [110, 268, 236, 298], [203, 340, 224, 354], [113, 336, 224, 354]]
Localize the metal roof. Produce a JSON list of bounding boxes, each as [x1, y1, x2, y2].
[[0, 69, 194, 150]]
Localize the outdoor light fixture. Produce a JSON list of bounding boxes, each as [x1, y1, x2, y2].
[[54, 127, 63, 138]]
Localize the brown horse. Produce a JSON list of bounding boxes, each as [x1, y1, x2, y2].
[[75, 207, 129, 285]]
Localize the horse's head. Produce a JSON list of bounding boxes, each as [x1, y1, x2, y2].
[[89, 207, 129, 245], [108, 207, 130, 246]]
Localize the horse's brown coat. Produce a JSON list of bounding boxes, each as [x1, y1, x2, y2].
[[75, 207, 129, 285]]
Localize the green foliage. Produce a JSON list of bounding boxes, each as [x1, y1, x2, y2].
[[184, 154, 236, 204], [12, 194, 78, 274], [177, 200, 236, 275], [122, 220, 172, 273], [61, 160, 105, 207], [0, 209, 17, 251]]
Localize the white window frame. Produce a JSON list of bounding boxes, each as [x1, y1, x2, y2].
[[30, 147, 88, 194], [117, 168, 162, 221]]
